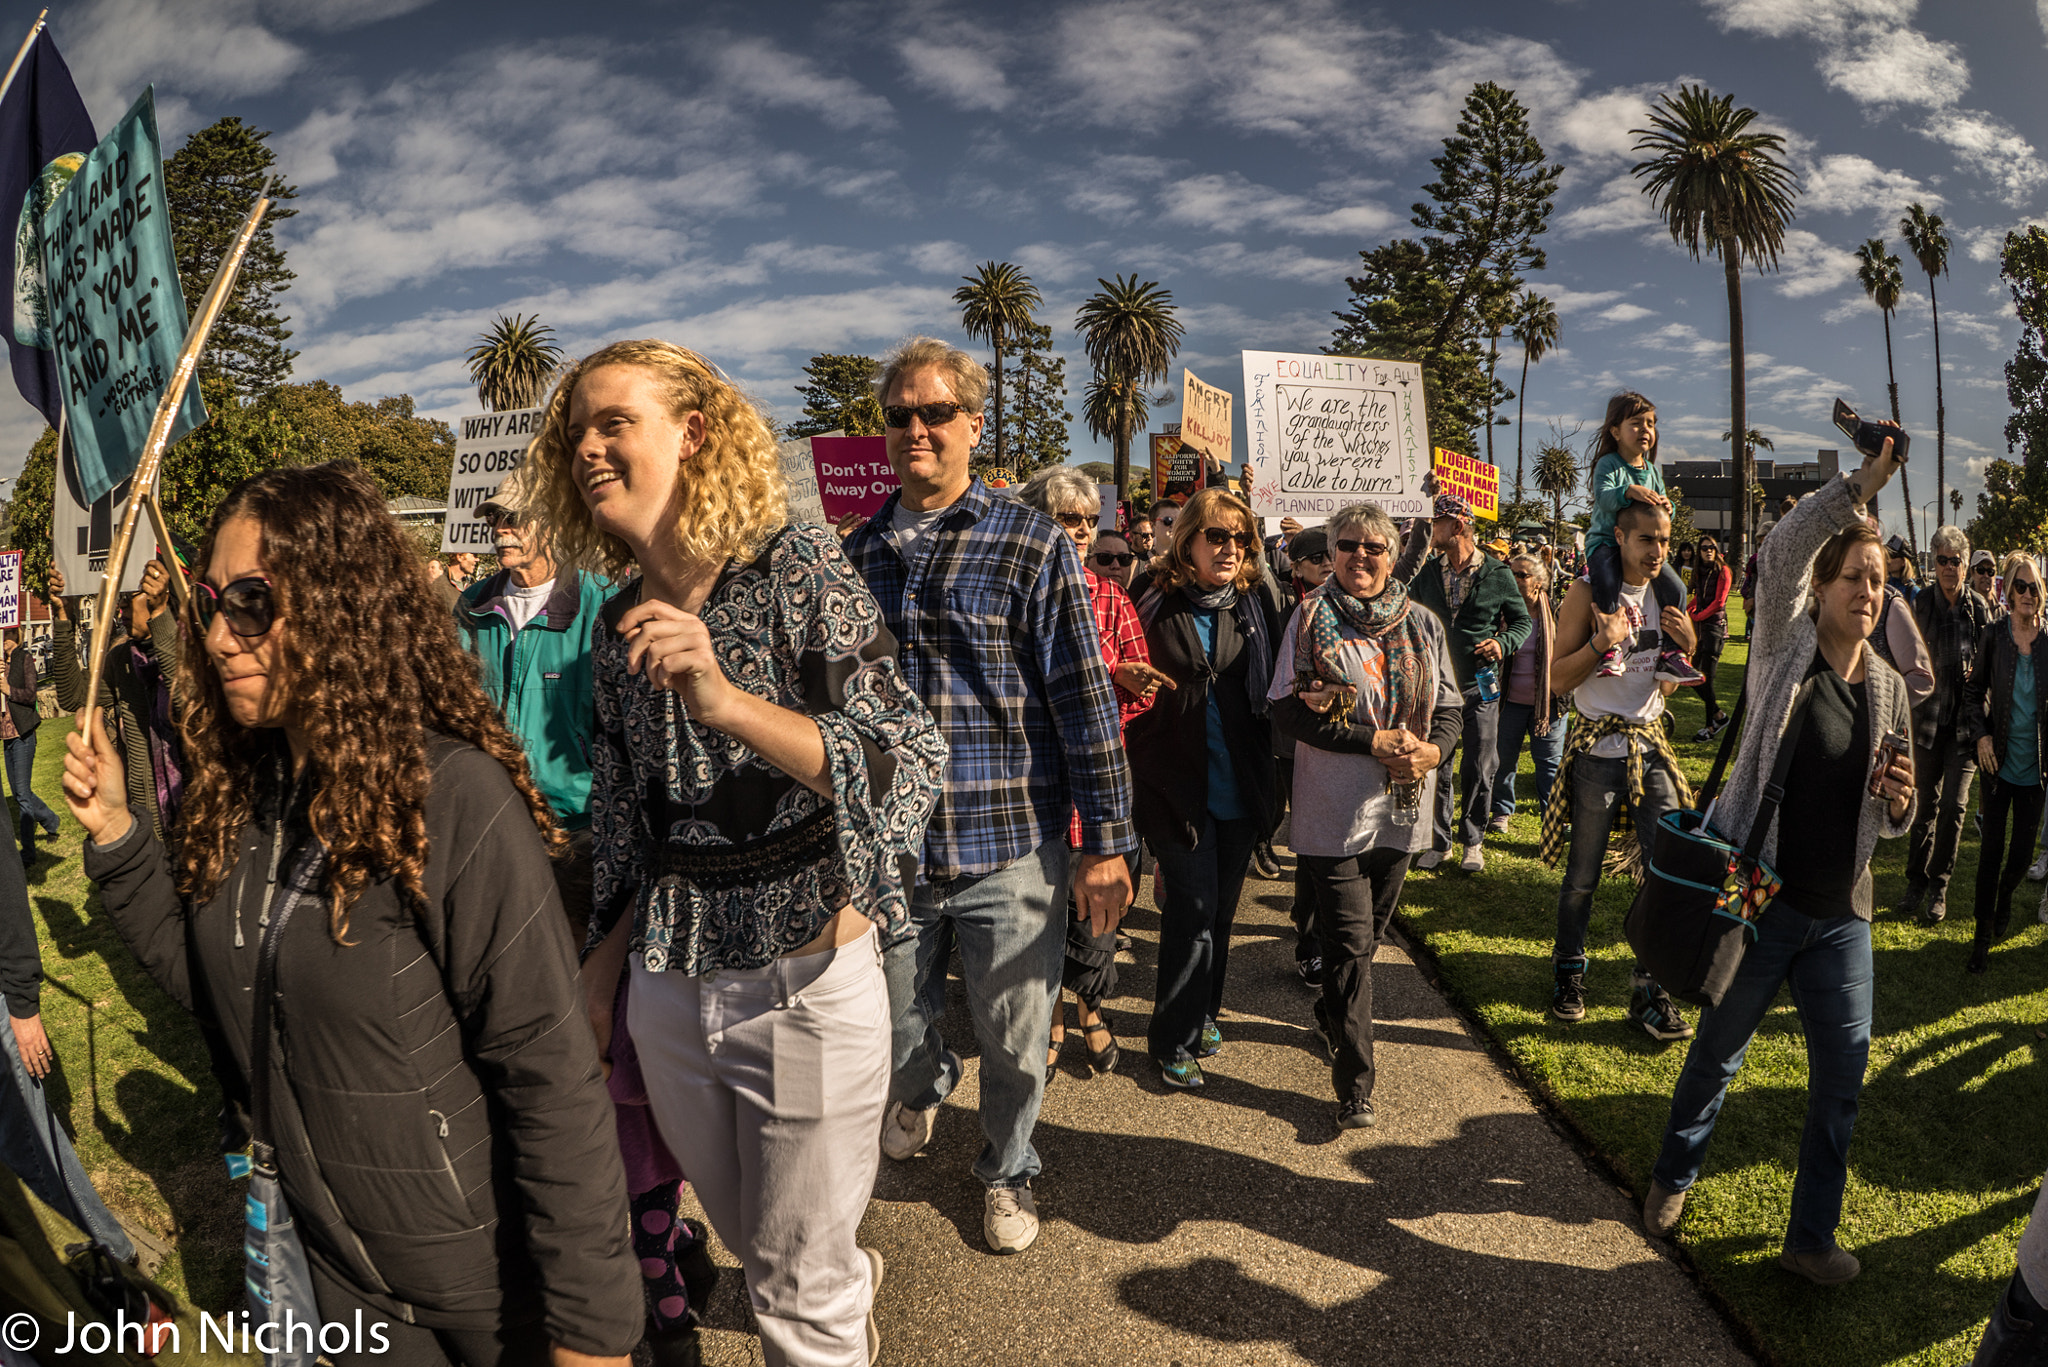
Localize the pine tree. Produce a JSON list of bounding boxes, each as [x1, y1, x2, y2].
[[163, 117, 299, 396], [1329, 239, 1491, 454], [988, 322, 1071, 478], [1968, 226, 2048, 552], [788, 354, 883, 437]]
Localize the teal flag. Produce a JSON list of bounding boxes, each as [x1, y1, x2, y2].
[[39, 87, 204, 506]]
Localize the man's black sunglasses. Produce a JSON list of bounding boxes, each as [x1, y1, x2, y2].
[[882, 402, 970, 429], [191, 576, 277, 638], [1093, 552, 1134, 568], [1935, 554, 1962, 568]]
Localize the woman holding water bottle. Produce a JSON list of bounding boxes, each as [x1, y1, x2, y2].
[[1268, 501, 1462, 1131]]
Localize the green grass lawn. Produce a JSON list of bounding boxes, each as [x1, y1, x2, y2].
[[1395, 604, 2046, 1366], [15, 612, 2048, 1364]]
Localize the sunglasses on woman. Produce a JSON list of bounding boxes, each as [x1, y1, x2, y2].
[[1053, 512, 1093, 530], [1334, 538, 1390, 558], [1092, 551, 1135, 568], [882, 402, 969, 429], [191, 576, 277, 638], [2013, 579, 2041, 598], [1201, 526, 1253, 550]]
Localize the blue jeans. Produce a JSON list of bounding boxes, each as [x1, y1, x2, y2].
[[1, 990, 133, 1258], [884, 837, 1070, 1188], [1652, 901, 1873, 1255], [5, 732, 57, 837], [1148, 814, 1258, 1063], [1492, 701, 1566, 819], [1554, 752, 1681, 961]]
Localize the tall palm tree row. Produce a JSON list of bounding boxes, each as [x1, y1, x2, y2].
[[1510, 290, 1560, 503], [1075, 276, 1184, 502], [1631, 84, 1799, 576], [954, 262, 1042, 470], [1900, 204, 1951, 524], [1854, 237, 1915, 553], [465, 314, 565, 412]]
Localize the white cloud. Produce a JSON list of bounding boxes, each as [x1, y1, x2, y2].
[[906, 241, 975, 275], [1773, 229, 1861, 298], [900, 38, 1013, 112], [1597, 303, 1656, 324], [1544, 285, 1626, 313], [261, 0, 436, 31], [710, 36, 896, 131], [1556, 173, 1660, 237], [1158, 173, 1397, 238], [1919, 110, 2048, 205], [67, 0, 304, 121], [1798, 154, 1938, 223], [1816, 27, 1969, 108]]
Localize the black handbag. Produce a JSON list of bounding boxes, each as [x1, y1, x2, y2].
[[1625, 677, 1814, 1009]]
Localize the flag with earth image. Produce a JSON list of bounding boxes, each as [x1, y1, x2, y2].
[[0, 27, 92, 427]]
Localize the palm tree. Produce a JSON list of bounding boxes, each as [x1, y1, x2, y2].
[[1631, 85, 1799, 576], [1855, 236, 1915, 553], [1075, 275, 1184, 501], [1900, 203, 1951, 524], [1510, 290, 1559, 503], [465, 313, 564, 412], [1534, 439, 1578, 541], [1723, 427, 1774, 547], [953, 262, 1042, 470]]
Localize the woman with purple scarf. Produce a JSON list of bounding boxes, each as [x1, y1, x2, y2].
[[1267, 501, 1461, 1132]]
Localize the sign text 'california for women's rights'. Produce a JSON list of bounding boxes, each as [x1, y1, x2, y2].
[[1240, 351, 1429, 521]]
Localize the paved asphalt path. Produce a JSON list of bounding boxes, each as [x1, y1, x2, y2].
[[677, 852, 1755, 1366]]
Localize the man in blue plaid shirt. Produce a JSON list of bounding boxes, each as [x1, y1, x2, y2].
[[845, 337, 1134, 1256]]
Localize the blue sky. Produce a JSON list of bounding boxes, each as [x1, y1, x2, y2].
[[15, 0, 2048, 544]]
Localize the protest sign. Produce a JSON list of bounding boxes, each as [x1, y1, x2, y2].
[[0, 550, 21, 628], [1150, 426, 1204, 507], [53, 457, 155, 593], [778, 434, 827, 525], [812, 435, 897, 522], [442, 407, 542, 552], [1240, 351, 1429, 520], [1432, 447, 1499, 520], [1180, 369, 1232, 466], [39, 87, 203, 507], [1097, 484, 1118, 531]]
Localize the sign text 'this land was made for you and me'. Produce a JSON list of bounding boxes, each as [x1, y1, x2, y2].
[[1240, 351, 1428, 521]]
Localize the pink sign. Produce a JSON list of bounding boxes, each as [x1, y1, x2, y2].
[[812, 437, 899, 522]]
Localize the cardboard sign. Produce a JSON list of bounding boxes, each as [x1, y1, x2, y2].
[[39, 87, 204, 506], [812, 435, 898, 522], [777, 435, 827, 525], [1097, 484, 1118, 531], [1150, 427, 1204, 506], [1240, 351, 1429, 520], [1181, 368, 1232, 466], [1432, 447, 1499, 520], [0, 551, 22, 628], [442, 407, 544, 552], [52, 456, 156, 594]]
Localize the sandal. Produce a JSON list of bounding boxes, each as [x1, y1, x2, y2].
[[1046, 1020, 1064, 1082], [1077, 1014, 1119, 1075]]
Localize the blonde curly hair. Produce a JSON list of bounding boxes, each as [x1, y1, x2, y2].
[[526, 339, 788, 578]]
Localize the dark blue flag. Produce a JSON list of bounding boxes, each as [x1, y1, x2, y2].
[[0, 28, 93, 429]]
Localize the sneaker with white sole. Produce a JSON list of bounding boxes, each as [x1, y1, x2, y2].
[[1653, 650, 1706, 687], [862, 1246, 884, 1364], [880, 1099, 938, 1161], [984, 1183, 1039, 1253], [2030, 852, 2048, 882], [1629, 983, 1694, 1041], [1596, 644, 1628, 677], [1460, 845, 1484, 873], [1415, 849, 1445, 871]]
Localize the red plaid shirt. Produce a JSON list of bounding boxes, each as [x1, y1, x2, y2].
[[1072, 569, 1153, 846]]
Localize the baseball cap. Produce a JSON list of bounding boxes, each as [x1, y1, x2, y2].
[[1434, 493, 1474, 523], [1971, 549, 1996, 570], [474, 473, 530, 525]]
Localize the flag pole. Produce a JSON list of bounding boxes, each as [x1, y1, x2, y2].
[[81, 194, 269, 719], [142, 489, 187, 611], [0, 12, 49, 111]]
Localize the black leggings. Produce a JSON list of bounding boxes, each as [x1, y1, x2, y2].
[[1975, 775, 2047, 937], [1690, 626, 1726, 718]]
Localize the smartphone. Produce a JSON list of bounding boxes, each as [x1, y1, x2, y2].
[[1833, 399, 1910, 464], [1871, 730, 1910, 797]]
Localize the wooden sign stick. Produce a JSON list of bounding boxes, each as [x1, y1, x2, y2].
[[81, 195, 269, 719], [142, 488, 188, 612]]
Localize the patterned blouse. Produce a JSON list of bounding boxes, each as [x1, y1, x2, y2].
[[588, 523, 948, 974]]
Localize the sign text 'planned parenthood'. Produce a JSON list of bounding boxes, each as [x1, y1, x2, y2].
[[1240, 352, 1428, 520]]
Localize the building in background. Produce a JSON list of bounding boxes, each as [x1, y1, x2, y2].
[[1664, 449, 1841, 543]]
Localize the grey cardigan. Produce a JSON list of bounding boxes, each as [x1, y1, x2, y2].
[[1711, 475, 1917, 920]]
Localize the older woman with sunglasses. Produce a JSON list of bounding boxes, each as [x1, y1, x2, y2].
[[1018, 468, 1169, 1079], [1126, 489, 1280, 1089], [1270, 503, 1460, 1129], [1963, 553, 2048, 973], [66, 463, 642, 1367]]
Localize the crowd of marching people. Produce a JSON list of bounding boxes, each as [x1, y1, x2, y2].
[[2, 337, 2046, 1367]]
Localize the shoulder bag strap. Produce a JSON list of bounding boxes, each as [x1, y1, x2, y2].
[[1694, 674, 1750, 810], [248, 844, 327, 1173], [1738, 675, 1822, 867]]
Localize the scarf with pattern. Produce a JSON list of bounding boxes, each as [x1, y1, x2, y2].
[[1293, 577, 1434, 736]]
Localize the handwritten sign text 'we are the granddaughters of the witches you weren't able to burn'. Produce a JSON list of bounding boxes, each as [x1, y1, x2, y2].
[[1240, 351, 1429, 521]]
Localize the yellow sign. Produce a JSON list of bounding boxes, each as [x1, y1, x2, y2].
[[1181, 368, 1233, 466], [1432, 447, 1499, 521]]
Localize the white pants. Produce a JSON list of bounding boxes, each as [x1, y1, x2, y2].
[[629, 926, 889, 1367]]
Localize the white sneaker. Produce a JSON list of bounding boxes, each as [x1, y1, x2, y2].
[[1460, 846, 1485, 873], [862, 1246, 884, 1365], [2029, 852, 2048, 882], [880, 1100, 936, 1161], [1415, 850, 1444, 870], [984, 1182, 1039, 1254]]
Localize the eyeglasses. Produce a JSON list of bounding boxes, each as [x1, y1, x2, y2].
[[1511, 569, 1533, 580], [1935, 554, 1962, 568], [1334, 538, 1390, 558], [1093, 551, 1134, 568], [1973, 566, 1994, 576], [882, 402, 970, 429], [1297, 551, 1332, 565], [2013, 580, 2041, 598], [1053, 512, 1093, 530], [1201, 526, 1253, 550], [192, 576, 277, 638]]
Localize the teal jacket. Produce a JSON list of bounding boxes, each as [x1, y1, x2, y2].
[[456, 569, 612, 829]]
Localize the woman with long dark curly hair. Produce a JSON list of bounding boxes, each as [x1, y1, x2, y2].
[[64, 462, 640, 1367]]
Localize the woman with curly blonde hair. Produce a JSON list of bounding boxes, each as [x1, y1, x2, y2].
[[1125, 488, 1280, 1088], [556, 342, 947, 1367], [64, 462, 641, 1367]]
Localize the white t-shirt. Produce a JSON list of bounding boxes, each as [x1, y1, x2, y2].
[[501, 578, 555, 633], [889, 501, 948, 561], [1267, 603, 1462, 857], [1574, 577, 1665, 757]]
